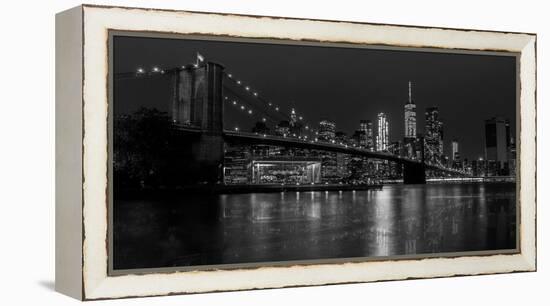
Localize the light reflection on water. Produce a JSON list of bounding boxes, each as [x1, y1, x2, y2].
[[113, 183, 516, 270]]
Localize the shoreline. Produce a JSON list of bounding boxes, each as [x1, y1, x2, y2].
[[116, 183, 384, 198], [116, 180, 516, 198]]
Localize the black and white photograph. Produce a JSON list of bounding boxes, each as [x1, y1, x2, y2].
[[2, 0, 547, 303], [111, 34, 518, 271]]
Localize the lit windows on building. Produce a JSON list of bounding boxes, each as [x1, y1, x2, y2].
[[425, 107, 444, 164], [289, 108, 303, 137], [275, 120, 290, 136], [290, 108, 297, 126], [365, 120, 374, 151], [376, 112, 389, 151], [318, 119, 336, 142], [358, 120, 370, 148], [404, 81, 417, 139], [223, 145, 251, 184], [452, 139, 459, 160], [484, 117, 511, 175], [335, 131, 349, 145]]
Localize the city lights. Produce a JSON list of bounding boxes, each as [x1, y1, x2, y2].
[[129, 60, 469, 177], [109, 55, 513, 274]]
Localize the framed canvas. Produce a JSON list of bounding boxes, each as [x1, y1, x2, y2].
[[55, 4, 537, 300]]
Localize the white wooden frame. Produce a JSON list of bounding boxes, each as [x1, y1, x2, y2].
[[55, 4, 536, 300]]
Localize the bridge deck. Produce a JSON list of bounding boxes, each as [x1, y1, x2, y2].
[[172, 126, 465, 175], [223, 130, 417, 163]]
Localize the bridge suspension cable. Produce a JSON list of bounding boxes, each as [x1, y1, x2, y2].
[[423, 141, 466, 175], [223, 71, 320, 139]]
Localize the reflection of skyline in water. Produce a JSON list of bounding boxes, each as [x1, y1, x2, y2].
[[113, 183, 516, 270]]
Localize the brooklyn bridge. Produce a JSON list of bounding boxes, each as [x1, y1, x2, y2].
[[115, 56, 467, 186]]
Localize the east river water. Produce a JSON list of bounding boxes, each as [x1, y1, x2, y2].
[[113, 183, 516, 270]]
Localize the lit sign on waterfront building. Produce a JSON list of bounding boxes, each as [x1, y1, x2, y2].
[[251, 158, 322, 184]]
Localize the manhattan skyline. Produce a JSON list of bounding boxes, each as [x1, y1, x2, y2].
[[114, 36, 517, 161]]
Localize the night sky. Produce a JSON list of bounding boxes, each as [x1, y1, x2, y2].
[[114, 35, 516, 161]]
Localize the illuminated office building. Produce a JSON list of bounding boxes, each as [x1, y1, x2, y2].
[[484, 117, 511, 175], [452, 139, 459, 160], [376, 112, 389, 151], [365, 120, 374, 151], [318, 119, 336, 142], [404, 81, 417, 139], [425, 107, 444, 164]]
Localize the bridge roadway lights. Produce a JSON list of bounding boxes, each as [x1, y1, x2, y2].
[[403, 162, 427, 184]]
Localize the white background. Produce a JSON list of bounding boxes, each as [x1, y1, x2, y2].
[[0, 0, 547, 304]]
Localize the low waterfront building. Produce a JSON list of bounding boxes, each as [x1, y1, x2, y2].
[[251, 157, 322, 184]]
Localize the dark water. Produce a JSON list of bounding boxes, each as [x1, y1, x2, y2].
[[113, 183, 516, 270]]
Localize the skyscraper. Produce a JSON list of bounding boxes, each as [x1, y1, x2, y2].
[[360, 120, 367, 131], [425, 107, 444, 164], [290, 108, 297, 126], [404, 81, 417, 139], [509, 136, 517, 176], [352, 130, 366, 147], [274, 120, 290, 136], [485, 117, 511, 175], [289, 108, 303, 137], [365, 120, 374, 151], [451, 139, 461, 169], [452, 139, 459, 161], [376, 112, 389, 151], [388, 141, 403, 177], [318, 118, 336, 142], [318, 118, 338, 182], [358, 120, 369, 148]]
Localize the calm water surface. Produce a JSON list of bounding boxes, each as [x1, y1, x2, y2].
[[113, 183, 516, 270]]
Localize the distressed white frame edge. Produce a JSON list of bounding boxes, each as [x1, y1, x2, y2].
[[55, 5, 84, 300], [75, 5, 535, 300]]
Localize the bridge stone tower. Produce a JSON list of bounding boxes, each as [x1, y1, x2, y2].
[[403, 163, 426, 184], [171, 61, 225, 184]]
